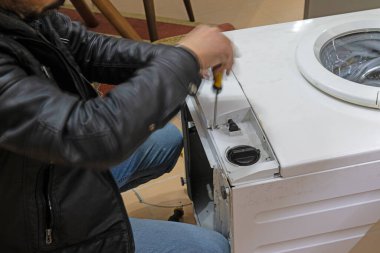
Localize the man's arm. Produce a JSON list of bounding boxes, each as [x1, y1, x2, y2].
[[0, 12, 233, 169], [0, 44, 200, 169], [48, 11, 182, 84]]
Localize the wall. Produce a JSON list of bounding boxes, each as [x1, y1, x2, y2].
[[66, 0, 304, 29]]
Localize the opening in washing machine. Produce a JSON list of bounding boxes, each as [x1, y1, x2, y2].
[[296, 20, 380, 108], [181, 104, 216, 229], [181, 103, 235, 238]]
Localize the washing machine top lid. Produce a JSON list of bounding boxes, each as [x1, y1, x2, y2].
[[297, 20, 380, 108], [224, 9, 380, 177]]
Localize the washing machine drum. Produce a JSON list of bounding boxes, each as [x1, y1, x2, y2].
[[296, 21, 380, 109], [320, 31, 380, 87]]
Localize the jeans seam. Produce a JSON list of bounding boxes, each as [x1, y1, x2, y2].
[[118, 148, 180, 184], [119, 145, 183, 190]]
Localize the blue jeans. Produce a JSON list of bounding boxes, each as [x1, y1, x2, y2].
[[111, 123, 230, 253]]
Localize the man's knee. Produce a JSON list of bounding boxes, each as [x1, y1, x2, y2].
[[112, 123, 183, 191], [157, 123, 183, 154], [151, 123, 183, 174]]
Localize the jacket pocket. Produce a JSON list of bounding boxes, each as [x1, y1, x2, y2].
[[44, 164, 55, 245], [37, 163, 57, 249]]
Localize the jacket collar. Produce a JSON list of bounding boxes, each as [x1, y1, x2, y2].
[[0, 8, 39, 37]]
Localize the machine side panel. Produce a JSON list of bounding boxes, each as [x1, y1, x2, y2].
[[231, 160, 380, 253]]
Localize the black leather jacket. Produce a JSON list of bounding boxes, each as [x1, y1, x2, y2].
[[0, 9, 201, 253]]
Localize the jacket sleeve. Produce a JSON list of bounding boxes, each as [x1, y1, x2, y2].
[[48, 11, 194, 84], [0, 36, 201, 169]]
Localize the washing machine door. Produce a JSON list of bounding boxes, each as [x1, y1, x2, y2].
[[296, 20, 380, 108], [320, 31, 380, 87]]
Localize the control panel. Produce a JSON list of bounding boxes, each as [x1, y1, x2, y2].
[[187, 72, 279, 186]]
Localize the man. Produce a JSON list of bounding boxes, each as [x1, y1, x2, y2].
[[0, 0, 233, 252]]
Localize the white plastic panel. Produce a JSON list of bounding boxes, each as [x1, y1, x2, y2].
[[190, 73, 279, 185], [224, 9, 380, 177], [231, 160, 380, 253]]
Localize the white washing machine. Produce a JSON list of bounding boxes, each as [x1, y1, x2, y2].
[[182, 9, 380, 253]]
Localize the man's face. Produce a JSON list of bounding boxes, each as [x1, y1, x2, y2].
[[0, 0, 65, 20]]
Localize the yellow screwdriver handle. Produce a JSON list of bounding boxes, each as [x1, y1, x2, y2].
[[213, 71, 223, 90]]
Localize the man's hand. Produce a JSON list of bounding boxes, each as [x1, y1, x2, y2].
[[178, 25, 234, 75]]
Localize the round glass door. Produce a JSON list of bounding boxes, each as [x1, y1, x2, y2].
[[296, 20, 380, 109], [320, 31, 380, 87]]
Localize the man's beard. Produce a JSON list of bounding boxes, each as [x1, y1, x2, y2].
[[42, 0, 66, 12], [24, 0, 66, 21]]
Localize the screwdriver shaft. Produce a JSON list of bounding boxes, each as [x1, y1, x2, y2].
[[213, 90, 219, 129], [212, 70, 223, 130]]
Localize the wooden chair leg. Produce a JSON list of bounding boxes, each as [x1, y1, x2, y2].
[[183, 0, 195, 22], [70, 0, 99, 27], [91, 0, 142, 41], [143, 0, 159, 41]]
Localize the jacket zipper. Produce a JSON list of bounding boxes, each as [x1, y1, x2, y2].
[[12, 35, 91, 99], [44, 164, 54, 245], [35, 30, 97, 98], [41, 65, 51, 79]]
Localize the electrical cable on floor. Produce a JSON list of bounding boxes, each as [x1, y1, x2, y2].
[[131, 189, 192, 208]]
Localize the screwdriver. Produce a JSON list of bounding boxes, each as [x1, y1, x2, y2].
[[212, 69, 223, 129]]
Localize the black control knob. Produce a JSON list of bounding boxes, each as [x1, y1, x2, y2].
[[227, 145, 260, 166], [228, 119, 240, 132]]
